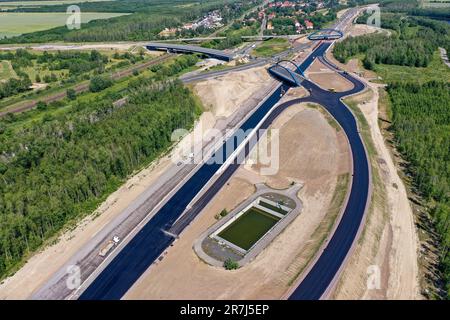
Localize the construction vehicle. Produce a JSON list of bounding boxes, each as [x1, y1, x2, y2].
[[99, 236, 120, 257], [99, 241, 115, 257]]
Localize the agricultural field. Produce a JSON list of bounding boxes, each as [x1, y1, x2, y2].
[[0, 12, 128, 38], [0, 0, 262, 43]]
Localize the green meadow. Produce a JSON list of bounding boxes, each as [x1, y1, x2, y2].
[[0, 12, 128, 38], [0, 60, 16, 80], [253, 38, 290, 58], [374, 51, 450, 84]]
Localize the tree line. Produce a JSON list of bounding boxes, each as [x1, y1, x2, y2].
[[387, 81, 450, 298], [0, 0, 264, 43], [334, 14, 450, 69], [0, 80, 201, 278], [0, 76, 32, 100], [37, 50, 109, 76]]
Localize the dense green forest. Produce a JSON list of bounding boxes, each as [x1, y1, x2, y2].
[[0, 80, 201, 278], [387, 81, 450, 298], [334, 14, 450, 69], [0, 0, 263, 43]]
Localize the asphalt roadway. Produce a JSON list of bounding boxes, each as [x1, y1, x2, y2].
[[79, 41, 369, 300]]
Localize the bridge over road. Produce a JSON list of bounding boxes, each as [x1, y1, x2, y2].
[[146, 42, 234, 61], [268, 60, 306, 87], [308, 29, 344, 41]]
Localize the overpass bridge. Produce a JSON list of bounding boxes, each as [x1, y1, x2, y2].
[[268, 60, 306, 87], [308, 29, 344, 41], [146, 42, 234, 61]]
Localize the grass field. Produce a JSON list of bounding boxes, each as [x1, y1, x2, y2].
[[0, 60, 16, 80], [0, 12, 128, 38], [374, 51, 450, 84], [218, 207, 280, 251], [253, 38, 290, 58]]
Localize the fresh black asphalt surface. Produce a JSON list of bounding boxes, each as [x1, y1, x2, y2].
[[79, 42, 369, 300]]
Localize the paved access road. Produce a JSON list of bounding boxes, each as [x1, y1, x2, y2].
[[285, 51, 370, 300], [78, 41, 369, 300]]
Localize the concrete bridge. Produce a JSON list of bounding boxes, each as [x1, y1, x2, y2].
[[268, 60, 306, 87], [146, 42, 234, 61], [308, 29, 344, 41]]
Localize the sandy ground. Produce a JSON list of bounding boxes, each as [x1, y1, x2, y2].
[[306, 59, 354, 92], [331, 81, 420, 300], [0, 66, 272, 299], [193, 66, 272, 118], [125, 100, 351, 299], [30, 82, 48, 90], [345, 24, 381, 37]]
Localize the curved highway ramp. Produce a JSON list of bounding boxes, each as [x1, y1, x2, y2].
[[73, 42, 370, 301]]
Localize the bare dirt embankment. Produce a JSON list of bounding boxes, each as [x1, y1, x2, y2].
[[0, 66, 275, 299], [330, 81, 420, 300], [306, 59, 354, 92], [323, 19, 420, 299], [345, 24, 386, 38], [193, 66, 272, 118], [124, 96, 352, 299]]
